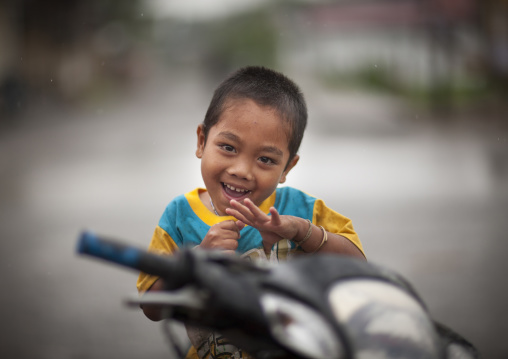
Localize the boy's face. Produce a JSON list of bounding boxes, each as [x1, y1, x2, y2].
[[196, 98, 299, 216]]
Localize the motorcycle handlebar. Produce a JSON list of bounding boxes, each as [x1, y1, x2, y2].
[[76, 231, 184, 282]]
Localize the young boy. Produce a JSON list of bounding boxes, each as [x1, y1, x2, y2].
[[137, 66, 365, 358]]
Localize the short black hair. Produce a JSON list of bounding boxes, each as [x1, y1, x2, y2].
[[202, 66, 307, 163]]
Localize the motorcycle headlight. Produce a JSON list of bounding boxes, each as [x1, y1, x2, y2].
[[261, 292, 344, 359], [329, 279, 442, 359]]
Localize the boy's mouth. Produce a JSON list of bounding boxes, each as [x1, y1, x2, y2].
[[222, 182, 251, 199]]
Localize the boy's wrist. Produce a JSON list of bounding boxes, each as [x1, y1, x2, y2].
[[292, 218, 312, 245]]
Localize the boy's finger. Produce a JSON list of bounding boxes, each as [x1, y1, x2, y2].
[[222, 249, 237, 255], [217, 220, 242, 238], [223, 239, 239, 248], [243, 198, 266, 217], [236, 220, 246, 231], [230, 198, 255, 217], [219, 219, 240, 229], [225, 208, 250, 226], [229, 199, 250, 215], [269, 207, 281, 225]]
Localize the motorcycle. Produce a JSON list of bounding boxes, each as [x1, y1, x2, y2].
[[76, 230, 479, 359]]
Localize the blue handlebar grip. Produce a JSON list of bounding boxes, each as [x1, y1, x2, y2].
[[77, 231, 141, 269], [76, 231, 184, 283]]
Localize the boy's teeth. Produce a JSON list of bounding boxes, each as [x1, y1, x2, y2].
[[225, 184, 248, 193]]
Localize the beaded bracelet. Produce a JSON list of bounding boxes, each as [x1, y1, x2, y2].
[[293, 219, 312, 248], [310, 226, 328, 253]]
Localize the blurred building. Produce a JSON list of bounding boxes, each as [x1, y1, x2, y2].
[[1, 0, 506, 120], [281, 0, 476, 85], [0, 0, 152, 120]]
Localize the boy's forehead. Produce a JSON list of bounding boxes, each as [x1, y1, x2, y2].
[[220, 97, 289, 129], [215, 98, 292, 150]]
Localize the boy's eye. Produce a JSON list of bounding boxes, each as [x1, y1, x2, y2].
[[220, 144, 236, 153], [259, 156, 275, 165]]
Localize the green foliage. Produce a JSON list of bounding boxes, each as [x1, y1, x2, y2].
[[320, 65, 396, 92], [319, 66, 495, 110], [202, 9, 278, 77]]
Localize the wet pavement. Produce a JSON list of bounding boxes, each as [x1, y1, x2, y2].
[[1, 69, 507, 358]]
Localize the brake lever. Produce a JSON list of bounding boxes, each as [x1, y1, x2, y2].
[[124, 286, 207, 310]]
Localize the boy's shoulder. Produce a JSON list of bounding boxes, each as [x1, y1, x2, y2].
[[162, 188, 201, 214], [275, 186, 317, 208], [167, 188, 201, 204], [276, 186, 317, 199], [274, 186, 317, 219], [159, 189, 203, 228]]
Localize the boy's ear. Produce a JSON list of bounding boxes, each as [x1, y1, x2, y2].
[[196, 124, 205, 158], [279, 155, 299, 184]]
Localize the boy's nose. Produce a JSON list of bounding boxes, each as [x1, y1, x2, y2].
[[227, 159, 254, 181]]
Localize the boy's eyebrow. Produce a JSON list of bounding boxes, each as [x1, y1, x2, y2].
[[260, 145, 284, 157], [218, 131, 240, 142], [218, 131, 284, 157]]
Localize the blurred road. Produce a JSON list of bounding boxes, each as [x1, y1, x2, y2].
[[1, 69, 507, 358]]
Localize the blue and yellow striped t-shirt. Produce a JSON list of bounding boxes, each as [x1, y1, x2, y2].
[[137, 186, 363, 293]]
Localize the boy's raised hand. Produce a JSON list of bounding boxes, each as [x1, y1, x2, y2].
[[199, 220, 245, 254], [226, 199, 299, 254]]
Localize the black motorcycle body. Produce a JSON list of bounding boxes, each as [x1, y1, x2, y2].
[[77, 231, 479, 359]]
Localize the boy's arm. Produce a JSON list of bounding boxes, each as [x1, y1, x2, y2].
[[289, 216, 365, 259], [137, 227, 175, 321], [140, 278, 166, 321]]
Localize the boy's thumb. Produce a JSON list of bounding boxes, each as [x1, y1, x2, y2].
[[236, 220, 246, 231]]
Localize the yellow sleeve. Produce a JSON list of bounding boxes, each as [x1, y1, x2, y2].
[[185, 346, 200, 359], [313, 199, 365, 257], [136, 226, 179, 293]]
